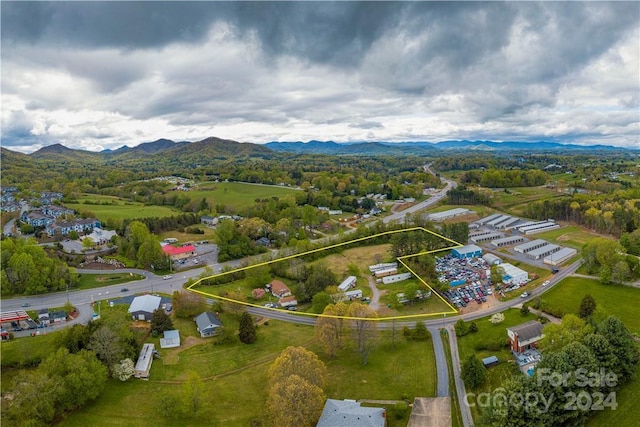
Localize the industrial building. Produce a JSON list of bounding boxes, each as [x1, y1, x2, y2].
[[495, 216, 521, 230], [482, 253, 502, 265], [514, 239, 549, 254], [451, 244, 483, 259], [486, 215, 512, 228], [470, 232, 505, 243], [543, 247, 578, 265], [500, 263, 528, 285], [522, 222, 561, 235], [426, 208, 472, 221], [491, 235, 528, 248], [476, 213, 502, 225], [527, 244, 561, 260]]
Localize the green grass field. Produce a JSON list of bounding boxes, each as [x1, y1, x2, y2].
[[189, 181, 301, 210], [54, 320, 435, 426], [533, 225, 603, 250], [540, 277, 640, 334], [587, 362, 640, 427], [490, 186, 564, 215], [66, 194, 180, 221], [76, 273, 145, 290]]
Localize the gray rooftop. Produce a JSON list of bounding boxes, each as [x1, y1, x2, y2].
[[128, 295, 162, 314], [316, 399, 385, 427], [507, 321, 544, 342]]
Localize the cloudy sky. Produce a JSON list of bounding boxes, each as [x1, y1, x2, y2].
[[2, 1, 639, 153]]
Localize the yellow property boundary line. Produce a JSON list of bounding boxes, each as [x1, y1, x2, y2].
[[187, 227, 463, 321]]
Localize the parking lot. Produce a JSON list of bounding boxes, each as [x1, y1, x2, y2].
[[436, 254, 500, 313]]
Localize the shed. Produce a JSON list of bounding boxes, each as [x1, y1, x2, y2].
[[194, 312, 223, 338], [160, 330, 181, 349], [128, 295, 162, 322], [482, 355, 500, 367], [482, 253, 502, 266], [134, 343, 155, 378]]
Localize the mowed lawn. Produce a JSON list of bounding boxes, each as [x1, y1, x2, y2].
[[541, 277, 640, 334], [58, 320, 436, 427], [190, 181, 301, 210], [534, 225, 604, 250], [66, 194, 180, 221]]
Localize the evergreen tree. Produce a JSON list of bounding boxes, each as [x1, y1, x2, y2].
[[461, 354, 486, 389], [239, 312, 257, 344], [151, 309, 174, 336], [578, 294, 596, 318]]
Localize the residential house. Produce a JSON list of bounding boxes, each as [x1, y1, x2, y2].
[[128, 295, 162, 322], [269, 280, 291, 298], [46, 218, 101, 236], [85, 228, 117, 245], [507, 320, 544, 353], [316, 399, 386, 427], [278, 295, 298, 308], [194, 312, 223, 337], [41, 205, 74, 218], [22, 211, 55, 227]]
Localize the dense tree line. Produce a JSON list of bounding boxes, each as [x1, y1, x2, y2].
[[1, 237, 79, 295], [460, 168, 548, 188], [447, 186, 491, 205], [582, 238, 639, 284], [117, 221, 169, 269], [523, 189, 639, 237]]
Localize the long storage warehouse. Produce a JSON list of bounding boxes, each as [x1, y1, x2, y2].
[[523, 223, 561, 235], [514, 239, 549, 254], [526, 244, 561, 260], [476, 213, 502, 225], [543, 247, 578, 266], [491, 236, 528, 248], [470, 232, 505, 243], [426, 208, 471, 221]]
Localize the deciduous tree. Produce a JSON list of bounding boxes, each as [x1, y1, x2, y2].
[[348, 302, 379, 365], [461, 354, 486, 390], [151, 308, 173, 336]]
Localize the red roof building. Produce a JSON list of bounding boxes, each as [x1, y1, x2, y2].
[[269, 280, 292, 297], [162, 244, 196, 260]]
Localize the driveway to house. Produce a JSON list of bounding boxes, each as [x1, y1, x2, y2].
[[366, 275, 384, 310]]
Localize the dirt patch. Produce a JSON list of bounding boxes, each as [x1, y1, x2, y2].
[[80, 262, 119, 270], [556, 234, 570, 242], [162, 335, 206, 365]]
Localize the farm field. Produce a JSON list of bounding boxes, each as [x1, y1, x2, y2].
[[540, 277, 640, 334], [66, 194, 180, 221], [489, 186, 565, 216], [189, 181, 301, 210]]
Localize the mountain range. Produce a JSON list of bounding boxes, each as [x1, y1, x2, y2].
[[1, 138, 633, 163]]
